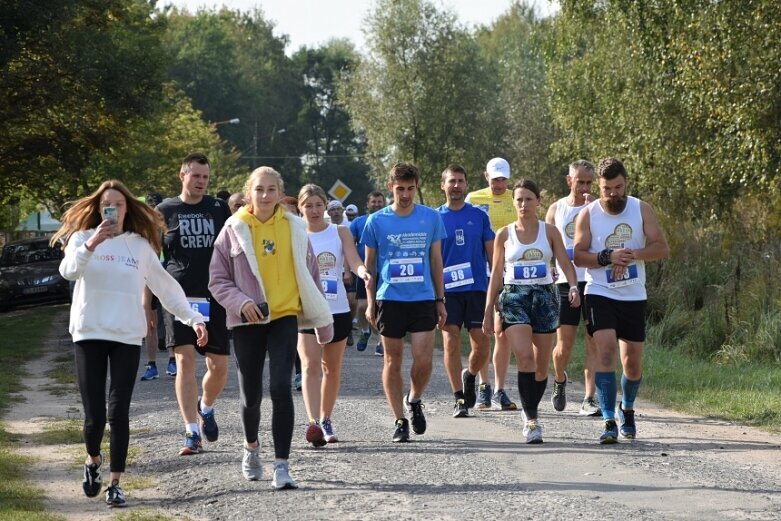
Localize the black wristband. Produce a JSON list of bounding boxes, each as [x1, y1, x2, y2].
[[597, 249, 613, 266]]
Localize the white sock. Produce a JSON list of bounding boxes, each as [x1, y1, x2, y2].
[[186, 423, 200, 435], [274, 458, 287, 467], [200, 401, 214, 415], [408, 395, 421, 403]]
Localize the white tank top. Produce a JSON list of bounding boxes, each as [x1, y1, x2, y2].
[[503, 220, 554, 285], [553, 197, 587, 282], [307, 224, 349, 314], [584, 196, 647, 300]]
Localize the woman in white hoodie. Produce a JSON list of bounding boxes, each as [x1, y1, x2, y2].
[[52, 180, 207, 508]]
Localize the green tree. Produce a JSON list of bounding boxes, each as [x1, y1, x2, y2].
[[341, 0, 504, 203], [292, 39, 375, 204]]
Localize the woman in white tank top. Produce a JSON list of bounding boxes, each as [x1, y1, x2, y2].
[[297, 184, 371, 446], [483, 179, 580, 444]]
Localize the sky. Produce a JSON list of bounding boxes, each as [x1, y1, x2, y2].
[[164, 0, 559, 54]]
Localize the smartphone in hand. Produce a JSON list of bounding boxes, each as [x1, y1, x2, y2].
[[102, 206, 118, 225]]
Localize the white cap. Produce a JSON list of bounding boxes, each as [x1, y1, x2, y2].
[[327, 200, 344, 211], [486, 157, 510, 180], [345, 204, 358, 215]]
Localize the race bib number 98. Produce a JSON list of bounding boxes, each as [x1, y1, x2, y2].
[[444, 262, 475, 289], [389, 257, 424, 283]]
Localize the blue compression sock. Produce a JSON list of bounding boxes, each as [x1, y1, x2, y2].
[[621, 374, 643, 410], [595, 372, 617, 420]]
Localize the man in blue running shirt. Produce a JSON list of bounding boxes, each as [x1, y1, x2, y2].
[[438, 164, 495, 418], [363, 162, 447, 442]]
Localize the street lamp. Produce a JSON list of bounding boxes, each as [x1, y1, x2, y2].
[[213, 118, 240, 126]]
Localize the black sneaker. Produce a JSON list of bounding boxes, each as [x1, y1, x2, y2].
[[105, 480, 126, 507], [404, 394, 427, 435], [461, 369, 477, 409], [551, 371, 567, 412], [82, 456, 102, 498], [392, 418, 410, 442], [452, 399, 468, 418], [198, 398, 219, 442]]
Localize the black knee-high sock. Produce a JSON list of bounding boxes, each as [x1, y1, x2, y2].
[[517, 371, 537, 419], [535, 377, 548, 413]]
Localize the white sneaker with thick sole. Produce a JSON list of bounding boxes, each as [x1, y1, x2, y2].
[[271, 462, 299, 490], [242, 446, 262, 481]]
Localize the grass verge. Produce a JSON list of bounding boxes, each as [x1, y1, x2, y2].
[[0, 307, 65, 521]]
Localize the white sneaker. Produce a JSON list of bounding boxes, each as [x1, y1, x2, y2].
[[271, 462, 299, 490], [242, 446, 262, 481], [523, 419, 543, 444]]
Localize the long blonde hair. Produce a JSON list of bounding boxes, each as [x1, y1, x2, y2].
[[297, 184, 328, 208], [51, 180, 166, 252]]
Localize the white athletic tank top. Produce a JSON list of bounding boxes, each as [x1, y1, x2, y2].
[[503, 220, 554, 285], [553, 197, 587, 282], [307, 224, 349, 314], [584, 196, 647, 300]]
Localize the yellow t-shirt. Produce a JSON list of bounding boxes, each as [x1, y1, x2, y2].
[[465, 187, 515, 232], [237, 206, 301, 318]]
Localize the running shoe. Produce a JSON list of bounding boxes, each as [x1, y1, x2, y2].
[[293, 372, 302, 391], [242, 445, 262, 481], [140, 363, 159, 381], [452, 398, 468, 418], [551, 371, 567, 411], [461, 369, 477, 409], [105, 481, 126, 507], [374, 341, 384, 357], [477, 383, 492, 410], [600, 420, 619, 445], [616, 405, 636, 439], [179, 431, 202, 455], [198, 399, 219, 442], [392, 418, 410, 442], [271, 462, 299, 490], [82, 456, 102, 498], [346, 333, 354, 347], [579, 396, 602, 416], [166, 359, 177, 377], [356, 329, 371, 352], [306, 421, 327, 447], [320, 417, 338, 443], [523, 419, 543, 444], [404, 394, 426, 435], [492, 389, 518, 411]]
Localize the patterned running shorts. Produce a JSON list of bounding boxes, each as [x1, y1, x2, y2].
[[499, 283, 559, 334]]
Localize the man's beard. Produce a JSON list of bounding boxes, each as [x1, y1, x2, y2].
[[605, 195, 628, 213]]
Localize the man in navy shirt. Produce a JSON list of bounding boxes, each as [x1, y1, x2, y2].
[[438, 165, 495, 417]]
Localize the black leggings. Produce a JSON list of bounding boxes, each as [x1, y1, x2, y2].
[[74, 340, 140, 473], [232, 315, 298, 459]]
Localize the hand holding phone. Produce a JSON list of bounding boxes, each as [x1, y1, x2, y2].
[[241, 301, 269, 323]]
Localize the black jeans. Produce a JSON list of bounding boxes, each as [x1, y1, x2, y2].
[[232, 315, 298, 459], [74, 340, 140, 473]]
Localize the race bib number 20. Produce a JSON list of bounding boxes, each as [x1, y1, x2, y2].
[[389, 257, 424, 283]]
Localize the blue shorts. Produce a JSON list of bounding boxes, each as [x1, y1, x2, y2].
[[444, 291, 486, 330], [499, 284, 559, 334]]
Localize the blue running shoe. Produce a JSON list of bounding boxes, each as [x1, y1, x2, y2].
[[374, 341, 384, 357], [166, 359, 177, 377], [321, 417, 338, 443], [600, 420, 619, 445], [198, 399, 219, 442], [492, 389, 517, 411], [180, 431, 202, 455], [356, 330, 371, 352], [477, 383, 492, 409], [140, 363, 159, 381], [616, 405, 636, 439]]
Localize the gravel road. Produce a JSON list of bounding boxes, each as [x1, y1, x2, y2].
[[7, 307, 781, 520]]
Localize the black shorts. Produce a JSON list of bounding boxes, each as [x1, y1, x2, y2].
[[557, 282, 588, 326], [444, 291, 486, 330], [585, 294, 646, 342], [300, 311, 352, 343], [345, 275, 357, 294], [375, 300, 437, 339], [164, 298, 230, 356]]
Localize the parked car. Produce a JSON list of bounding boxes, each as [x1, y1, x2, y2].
[[0, 237, 70, 311]]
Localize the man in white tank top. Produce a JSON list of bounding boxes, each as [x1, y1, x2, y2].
[[574, 158, 669, 445], [545, 160, 601, 416]]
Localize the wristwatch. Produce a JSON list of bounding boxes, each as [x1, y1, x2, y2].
[[435, 297, 446, 304]]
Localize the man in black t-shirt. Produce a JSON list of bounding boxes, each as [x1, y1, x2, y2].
[[156, 152, 231, 455]]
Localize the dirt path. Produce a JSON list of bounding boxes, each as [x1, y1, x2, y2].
[[7, 307, 781, 520]]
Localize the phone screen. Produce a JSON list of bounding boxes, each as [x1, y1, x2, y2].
[[102, 207, 118, 225]]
